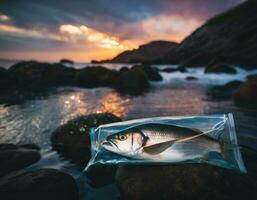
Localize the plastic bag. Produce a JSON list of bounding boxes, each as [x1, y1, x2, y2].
[[85, 113, 247, 173]]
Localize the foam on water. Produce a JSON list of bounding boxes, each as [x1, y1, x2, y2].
[[157, 66, 257, 85]]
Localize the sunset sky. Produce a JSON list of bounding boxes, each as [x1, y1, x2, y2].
[[0, 0, 244, 62]]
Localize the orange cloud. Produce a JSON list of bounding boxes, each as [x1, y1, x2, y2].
[[0, 14, 10, 22], [59, 24, 138, 50]]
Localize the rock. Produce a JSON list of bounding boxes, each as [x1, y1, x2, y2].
[[161, 67, 177, 73], [74, 66, 118, 88], [40, 63, 76, 86], [186, 76, 198, 81], [0, 168, 79, 200], [84, 164, 118, 188], [116, 164, 256, 200], [214, 80, 243, 91], [51, 113, 121, 167], [119, 67, 130, 73], [0, 144, 41, 177], [161, 66, 187, 73], [205, 63, 237, 74], [60, 59, 74, 65], [0, 67, 17, 90], [114, 68, 150, 95], [234, 75, 257, 105], [8, 61, 76, 87], [207, 80, 243, 100], [19, 144, 41, 151], [132, 64, 162, 81]]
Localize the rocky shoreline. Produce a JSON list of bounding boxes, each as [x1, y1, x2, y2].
[[1, 112, 256, 200], [1, 60, 257, 107], [0, 61, 163, 97]]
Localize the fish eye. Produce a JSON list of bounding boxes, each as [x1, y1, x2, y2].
[[118, 134, 127, 141]]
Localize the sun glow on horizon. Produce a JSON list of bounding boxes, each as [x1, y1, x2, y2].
[[59, 24, 137, 50]]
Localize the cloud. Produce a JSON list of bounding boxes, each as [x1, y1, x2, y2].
[[0, 0, 243, 62], [59, 24, 137, 49], [0, 14, 10, 21]]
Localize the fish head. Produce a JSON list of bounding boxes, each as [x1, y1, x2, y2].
[[101, 128, 144, 156]]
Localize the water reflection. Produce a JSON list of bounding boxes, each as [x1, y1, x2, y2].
[[96, 92, 130, 117]]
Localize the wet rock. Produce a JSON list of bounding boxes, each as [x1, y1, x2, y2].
[[132, 64, 162, 81], [161, 66, 187, 73], [40, 63, 76, 86], [234, 75, 257, 106], [51, 113, 121, 167], [0, 144, 41, 177], [84, 164, 118, 188], [9, 61, 76, 87], [114, 68, 150, 95], [116, 164, 256, 200], [205, 63, 237, 74], [0, 67, 17, 90], [185, 76, 198, 81], [60, 59, 74, 65], [74, 66, 118, 88], [0, 168, 79, 200], [119, 67, 129, 73], [208, 80, 243, 100]]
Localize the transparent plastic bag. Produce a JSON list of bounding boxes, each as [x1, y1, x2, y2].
[[85, 113, 247, 173]]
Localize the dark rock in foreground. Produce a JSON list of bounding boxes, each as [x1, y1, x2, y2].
[[116, 163, 256, 200], [84, 164, 118, 188], [0, 144, 41, 177], [234, 74, 257, 106], [205, 64, 237, 74], [0, 67, 17, 90], [51, 113, 121, 167], [114, 68, 150, 95], [132, 64, 162, 81], [0, 168, 79, 200], [186, 76, 198, 81]]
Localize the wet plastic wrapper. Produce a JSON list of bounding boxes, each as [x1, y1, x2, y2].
[[85, 113, 247, 173]]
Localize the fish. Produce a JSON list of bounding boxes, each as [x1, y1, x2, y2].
[[101, 123, 225, 161]]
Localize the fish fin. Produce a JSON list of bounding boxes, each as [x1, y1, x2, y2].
[[143, 140, 177, 155]]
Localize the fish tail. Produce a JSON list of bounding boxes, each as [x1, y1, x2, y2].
[[220, 142, 247, 173]]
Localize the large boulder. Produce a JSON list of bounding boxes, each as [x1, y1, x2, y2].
[[0, 168, 79, 200], [160, 66, 187, 73], [114, 68, 150, 95], [8, 61, 75, 87], [84, 164, 118, 188], [132, 64, 162, 81], [234, 74, 257, 105], [0, 67, 17, 90], [116, 163, 256, 200], [0, 144, 41, 177], [74, 66, 118, 88], [205, 63, 237, 74], [51, 113, 121, 167]]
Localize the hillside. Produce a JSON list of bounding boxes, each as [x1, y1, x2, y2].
[[95, 41, 179, 63], [163, 0, 257, 68]]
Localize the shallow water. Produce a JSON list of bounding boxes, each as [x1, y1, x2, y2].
[[0, 64, 257, 199]]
